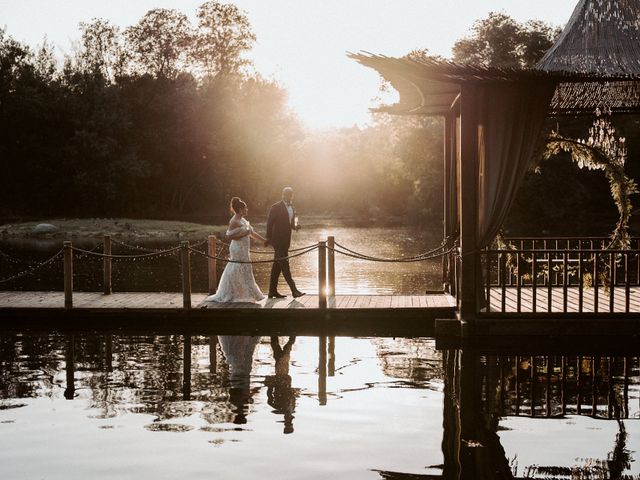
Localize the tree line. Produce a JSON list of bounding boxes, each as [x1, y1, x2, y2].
[[1, 6, 635, 235], [0, 1, 443, 224]]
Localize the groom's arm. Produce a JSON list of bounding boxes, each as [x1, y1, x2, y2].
[[266, 205, 275, 243]]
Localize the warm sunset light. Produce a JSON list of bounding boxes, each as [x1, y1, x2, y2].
[[2, 0, 575, 129], [3, 0, 640, 477]]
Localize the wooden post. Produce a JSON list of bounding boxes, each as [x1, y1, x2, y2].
[[63, 241, 73, 309], [443, 112, 455, 291], [458, 85, 479, 323], [207, 235, 217, 295], [103, 235, 112, 295], [318, 241, 327, 308], [181, 241, 191, 310], [327, 236, 335, 296]]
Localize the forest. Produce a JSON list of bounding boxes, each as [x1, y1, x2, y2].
[[1, 4, 638, 235]]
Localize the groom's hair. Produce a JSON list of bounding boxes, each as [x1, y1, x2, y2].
[[230, 197, 247, 214]]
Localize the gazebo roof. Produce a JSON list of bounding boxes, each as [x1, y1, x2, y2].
[[539, 0, 640, 114], [353, 0, 640, 116], [537, 0, 640, 75]]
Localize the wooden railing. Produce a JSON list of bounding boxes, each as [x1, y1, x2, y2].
[[481, 245, 640, 314]]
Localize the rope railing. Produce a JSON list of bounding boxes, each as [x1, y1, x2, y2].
[[0, 249, 64, 284], [70, 245, 181, 259], [188, 244, 319, 264], [1, 233, 458, 310], [332, 237, 457, 263], [111, 238, 207, 253], [216, 239, 318, 255]]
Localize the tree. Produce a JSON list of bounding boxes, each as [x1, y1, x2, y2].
[[78, 18, 126, 81], [452, 12, 560, 68], [124, 8, 193, 78], [193, 1, 256, 78]]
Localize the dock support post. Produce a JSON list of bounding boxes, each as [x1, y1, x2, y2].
[[458, 84, 479, 324], [63, 241, 73, 309], [318, 241, 327, 308], [208, 235, 217, 294], [103, 235, 112, 295], [181, 241, 192, 310], [327, 236, 335, 296]]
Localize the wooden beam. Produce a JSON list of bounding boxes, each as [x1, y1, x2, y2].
[[458, 85, 479, 323]]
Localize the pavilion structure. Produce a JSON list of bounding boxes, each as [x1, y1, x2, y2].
[[351, 0, 640, 333]]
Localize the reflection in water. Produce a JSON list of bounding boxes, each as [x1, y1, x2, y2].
[[218, 335, 260, 425], [4, 333, 640, 479], [267, 336, 298, 434], [442, 350, 639, 479]]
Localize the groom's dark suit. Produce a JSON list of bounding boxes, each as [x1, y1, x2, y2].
[[266, 200, 298, 295]]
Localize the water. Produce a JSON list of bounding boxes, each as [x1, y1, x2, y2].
[[2, 333, 640, 479], [0, 224, 444, 294]]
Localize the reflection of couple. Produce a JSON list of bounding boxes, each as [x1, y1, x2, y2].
[[219, 335, 297, 431], [205, 187, 305, 303]]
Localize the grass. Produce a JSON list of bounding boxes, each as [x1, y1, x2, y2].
[[0, 218, 229, 240]]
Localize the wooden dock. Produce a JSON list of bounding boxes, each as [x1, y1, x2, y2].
[[0, 291, 457, 336]]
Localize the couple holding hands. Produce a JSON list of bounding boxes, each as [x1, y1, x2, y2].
[[205, 187, 305, 304]]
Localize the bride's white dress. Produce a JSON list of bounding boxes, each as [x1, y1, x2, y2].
[[204, 218, 265, 303]]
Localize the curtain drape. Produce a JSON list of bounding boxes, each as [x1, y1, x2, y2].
[[475, 80, 557, 248]]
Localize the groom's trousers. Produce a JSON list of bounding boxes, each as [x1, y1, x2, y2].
[[269, 247, 297, 294]]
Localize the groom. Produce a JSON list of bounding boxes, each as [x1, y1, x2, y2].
[[265, 187, 305, 299]]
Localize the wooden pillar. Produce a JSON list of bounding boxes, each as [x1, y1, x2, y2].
[[180, 241, 191, 310], [327, 236, 336, 296], [103, 235, 112, 295], [63, 241, 73, 309], [443, 112, 455, 291], [207, 235, 217, 295], [458, 85, 479, 323], [318, 241, 327, 308]]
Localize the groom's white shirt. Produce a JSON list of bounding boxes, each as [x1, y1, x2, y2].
[[286, 203, 294, 223]]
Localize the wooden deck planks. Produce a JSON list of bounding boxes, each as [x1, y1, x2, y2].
[[0, 291, 455, 312], [488, 287, 640, 313]]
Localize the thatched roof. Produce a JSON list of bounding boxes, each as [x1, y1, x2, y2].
[[537, 0, 640, 75], [353, 0, 640, 116], [539, 0, 640, 114]]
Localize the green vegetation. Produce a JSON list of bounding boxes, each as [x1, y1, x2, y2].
[[0, 219, 227, 239]]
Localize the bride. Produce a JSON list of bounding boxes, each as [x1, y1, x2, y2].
[[205, 197, 266, 303]]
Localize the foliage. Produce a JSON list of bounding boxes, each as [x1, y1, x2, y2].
[[0, 6, 444, 224], [452, 12, 560, 68], [542, 118, 638, 249]]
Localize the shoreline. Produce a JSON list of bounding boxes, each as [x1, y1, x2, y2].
[[0, 215, 417, 241]]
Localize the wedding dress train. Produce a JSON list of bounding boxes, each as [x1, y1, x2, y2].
[[204, 218, 265, 303]]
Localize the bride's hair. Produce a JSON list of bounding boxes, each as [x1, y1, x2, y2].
[[230, 197, 247, 214]]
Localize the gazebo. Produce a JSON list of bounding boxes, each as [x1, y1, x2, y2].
[[351, 0, 640, 330]]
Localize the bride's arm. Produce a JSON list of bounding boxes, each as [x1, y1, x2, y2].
[[250, 229, 266, 243], [226, 221, 251, 240]]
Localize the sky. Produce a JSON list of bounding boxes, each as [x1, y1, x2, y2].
[[0, 0, 577, 129]]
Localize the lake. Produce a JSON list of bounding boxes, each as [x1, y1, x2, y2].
[[0, 223, 446, 294], [1, 333, 640, 479], [2, 224, 640, 478]]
